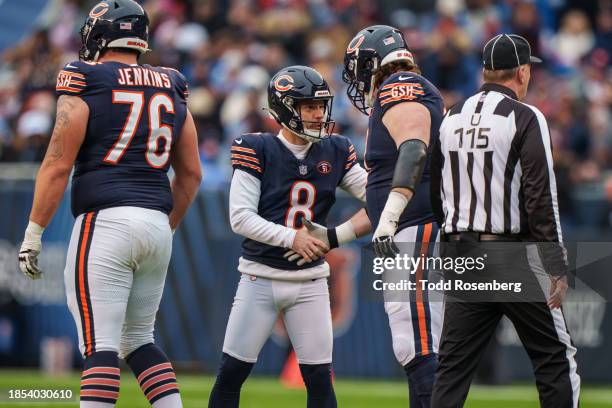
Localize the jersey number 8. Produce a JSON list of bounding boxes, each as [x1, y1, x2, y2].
[[285, 181, 316, 228], [104, 91, 174, 168]]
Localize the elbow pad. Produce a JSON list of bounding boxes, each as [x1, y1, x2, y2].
[[391, 139, 428, 192]]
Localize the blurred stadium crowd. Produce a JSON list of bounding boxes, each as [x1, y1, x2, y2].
[[0, 0, 610, 228]]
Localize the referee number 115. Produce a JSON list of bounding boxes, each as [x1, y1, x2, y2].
[[455, 127, 491, 149]]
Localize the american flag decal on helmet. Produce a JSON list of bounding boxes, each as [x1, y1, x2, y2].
[[383, 36, 396, 45]]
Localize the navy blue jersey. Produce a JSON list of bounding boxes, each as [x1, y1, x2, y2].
[[365, 71, 444, 231], [231, 133, 357, 270], [55, 60, 189, 217]]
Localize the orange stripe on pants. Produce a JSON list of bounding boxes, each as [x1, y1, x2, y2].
[[79, 212, 94, 356], [415, 223, 432, 355]]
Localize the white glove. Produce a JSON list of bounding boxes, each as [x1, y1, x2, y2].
[[18, 221, 45, 280], [372, 191, 408, 258]]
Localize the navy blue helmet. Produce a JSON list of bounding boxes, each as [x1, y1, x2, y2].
[[79, 0, 150, 61], [343, 25, 415, 114], [267, 66, 335, 143]]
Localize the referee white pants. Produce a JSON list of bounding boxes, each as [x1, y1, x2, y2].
[[64, 206, 172, 359], [384, 222, 443, 366], [223, 274, 333, 365]]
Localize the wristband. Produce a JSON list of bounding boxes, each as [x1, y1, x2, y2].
[[334, 220, 357, 246], [327, 229, 339, 249]]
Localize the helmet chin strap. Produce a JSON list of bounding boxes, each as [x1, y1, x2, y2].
[[302, 128, 325, 143], [365, 75, 377, 108], [281, 124, 321, 144]]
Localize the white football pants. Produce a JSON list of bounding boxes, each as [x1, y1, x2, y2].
[[64, 206, 172, 359], [223, 274, 333, 365], [384, 223, 444, 366]]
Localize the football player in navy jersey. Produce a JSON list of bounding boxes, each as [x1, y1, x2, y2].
[[208, 66, 371, 408], [342, 25, 446, 407], [18, 1, 201, 407]]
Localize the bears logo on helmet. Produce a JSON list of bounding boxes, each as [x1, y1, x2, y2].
[[346, 34, 365, 54], [274, 75, 294, 92], [89, 2, 110, 18]]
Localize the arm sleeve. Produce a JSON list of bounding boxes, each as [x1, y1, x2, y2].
[[339, 163, 367, 203], [519, 108, 567, 275], [229, 169, 297, 248], [430, 136, 445, 226], [231, 135, 264, 180], [56, 62, 88, 97]]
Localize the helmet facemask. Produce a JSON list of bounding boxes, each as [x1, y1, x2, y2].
[[275, 95, 336, 144], [343, 48, 379, 115]]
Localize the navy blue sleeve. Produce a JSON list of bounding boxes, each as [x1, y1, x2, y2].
[[55, 61, 90, 97], [231, 134, 265, 180], [166, 67, 189, 103], [378, 72, 429, 116], [334, 135, 358, 177]]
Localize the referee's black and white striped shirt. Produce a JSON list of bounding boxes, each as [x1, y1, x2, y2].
[[430, 83, 563, 246]]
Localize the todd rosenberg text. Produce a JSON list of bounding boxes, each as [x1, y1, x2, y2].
[[372, 279, 523, 293]]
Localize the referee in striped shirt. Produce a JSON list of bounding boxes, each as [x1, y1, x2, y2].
[[429, 34, 580, 407]]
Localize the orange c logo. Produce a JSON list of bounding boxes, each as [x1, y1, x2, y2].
[[274, 75, 294, 92], [347, 34, 365, 53], [89, 2, 110, 18]]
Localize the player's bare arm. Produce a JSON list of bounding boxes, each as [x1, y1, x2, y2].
[[381, 101, 431, 201], [19, 95, 88, 279], [31, 95, 89, 226], [169, 110, 202, 230], [372, 101, 431, 257]]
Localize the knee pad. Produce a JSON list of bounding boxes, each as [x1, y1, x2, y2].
[[215, 353, 254, 392]]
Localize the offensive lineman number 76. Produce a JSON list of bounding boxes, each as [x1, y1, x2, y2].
[[104, 91, 175, 168]]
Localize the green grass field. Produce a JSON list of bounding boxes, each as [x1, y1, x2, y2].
[[0, 370, 609, 407]]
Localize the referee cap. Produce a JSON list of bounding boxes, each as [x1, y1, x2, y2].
[[483, 34, 542, 70]]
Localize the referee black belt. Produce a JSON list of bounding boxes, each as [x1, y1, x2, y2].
[[443, 231, 521, 242]]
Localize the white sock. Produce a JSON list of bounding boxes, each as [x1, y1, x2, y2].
[[151, 393, 182, 408]]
